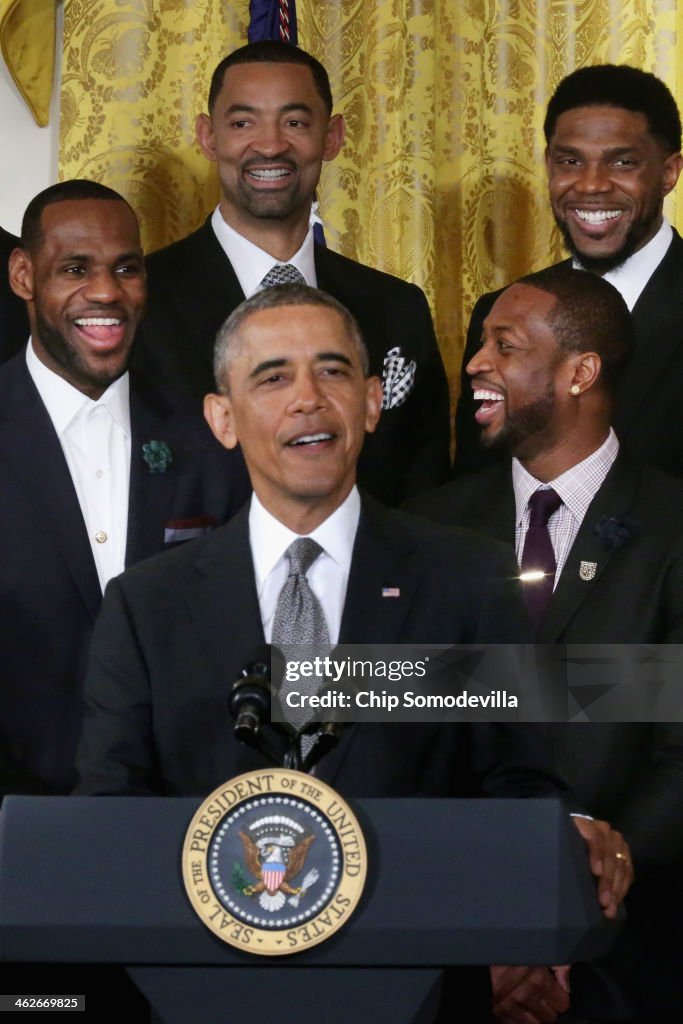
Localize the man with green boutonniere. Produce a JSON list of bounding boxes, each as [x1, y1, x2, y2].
[[0, 179, 250, 800]]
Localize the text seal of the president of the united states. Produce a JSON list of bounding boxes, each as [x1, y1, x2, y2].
[[182, 768, 367, 955]]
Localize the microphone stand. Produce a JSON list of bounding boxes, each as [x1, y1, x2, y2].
[[230, 652, 346, 773]]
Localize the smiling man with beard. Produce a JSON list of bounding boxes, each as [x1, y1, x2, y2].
[[0, 179, 252, 1021], [0, 179, 250, 799], [409, 264, 683, 1024], [454, 64, 683, 481]]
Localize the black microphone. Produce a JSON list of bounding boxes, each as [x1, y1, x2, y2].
[[229, 649, 272, 746]]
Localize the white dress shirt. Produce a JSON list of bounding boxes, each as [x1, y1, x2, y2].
[[210, 206, 317, 296], [26, 341, 131, 591], [249, 487, 361, 645], [574, 218, 673, 311], [513, 428, 619, 588]]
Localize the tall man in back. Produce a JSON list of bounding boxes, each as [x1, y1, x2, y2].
[[136, 40, 451, 506], [455, 64, 683, 478], [0, 179, 249, 799]]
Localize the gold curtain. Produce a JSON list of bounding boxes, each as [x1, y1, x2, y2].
[[0, 0, 56, 126], [55, 1, 681, 404], [298, 0, 680, 405], [59, 0, 249, 253]]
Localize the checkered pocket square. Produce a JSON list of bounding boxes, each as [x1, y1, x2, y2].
[[382, 346, 416, 410]]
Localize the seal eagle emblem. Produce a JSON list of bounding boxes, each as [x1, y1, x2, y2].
[[182, 768, 367, 955], [237, 815, 319, 911]]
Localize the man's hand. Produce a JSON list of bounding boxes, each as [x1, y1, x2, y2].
[[490, 965, 570, 1023], [490, 821, 630, 1022], [572, 817, 633, 918]]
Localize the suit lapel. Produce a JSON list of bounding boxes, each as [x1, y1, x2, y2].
[[184, 505, 265, 692], [313, 246, 379, 362], [539, 457, 638, 641], [318, 498, 423, 786], [125, 374, 178, 566], [338, 497, 423, 644], [460, 466, 516, 547], [615, 231, 683, 436], [173, 220, 246, 375], [315, 245, 354, 296], [313, 244, 341, 295], [0, 356, 101, 619], [177, 507, 276, 779]]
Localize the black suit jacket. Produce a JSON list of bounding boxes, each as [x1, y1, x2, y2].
[[408, 456, 683, 1016], [135, 219, 451, 506], [454, 230, 683, 480], [0, 227, 28, 363], [0, 352, 251, 795], [75, 497, 566, 807], [410, 455, 683, 646]]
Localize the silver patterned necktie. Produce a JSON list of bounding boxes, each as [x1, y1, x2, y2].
[[272, 538, 330, 735], [258, 263, 306, 290], [272, 538, 329, 647]]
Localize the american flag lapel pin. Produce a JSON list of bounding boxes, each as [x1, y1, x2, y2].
[[382, 586, 401, 598]]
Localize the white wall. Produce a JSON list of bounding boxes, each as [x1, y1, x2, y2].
[[0, 2, 62, 234]]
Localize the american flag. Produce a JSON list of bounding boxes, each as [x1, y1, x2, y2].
[[248, 0, 298, 45], [382, 586, 401, 598]]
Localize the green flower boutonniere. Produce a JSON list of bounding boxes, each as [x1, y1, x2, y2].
[[142, 440, 173, 474]]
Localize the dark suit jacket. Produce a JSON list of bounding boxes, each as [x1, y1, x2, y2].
[[0, 352, 251, 795], [410, 455, 683, 646], [0, 227, 28, 363], [135, 218, 451, 506], [454, 229, 683, 480], [408, 456, 683, 1016], [75, 497, 567, 808]]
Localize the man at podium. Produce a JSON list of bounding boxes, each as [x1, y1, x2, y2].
[[75, 285, 632, 1020]]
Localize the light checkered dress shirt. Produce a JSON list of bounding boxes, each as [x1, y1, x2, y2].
[[512, 428, 619, 589]]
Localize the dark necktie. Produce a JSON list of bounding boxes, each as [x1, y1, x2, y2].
[[258, 263, 306, 290], [519, 488, 562, 625], [272, 538, 330, 734]]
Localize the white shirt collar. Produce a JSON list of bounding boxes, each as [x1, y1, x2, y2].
[[249, 486, 361, 594], [210, 206, 317, 297], [512, 427, 619, 526], [574, 218, 673, 312], [26, 339, 131, 437]]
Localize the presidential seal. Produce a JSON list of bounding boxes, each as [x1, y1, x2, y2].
[[182, 769, 367, 955]]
